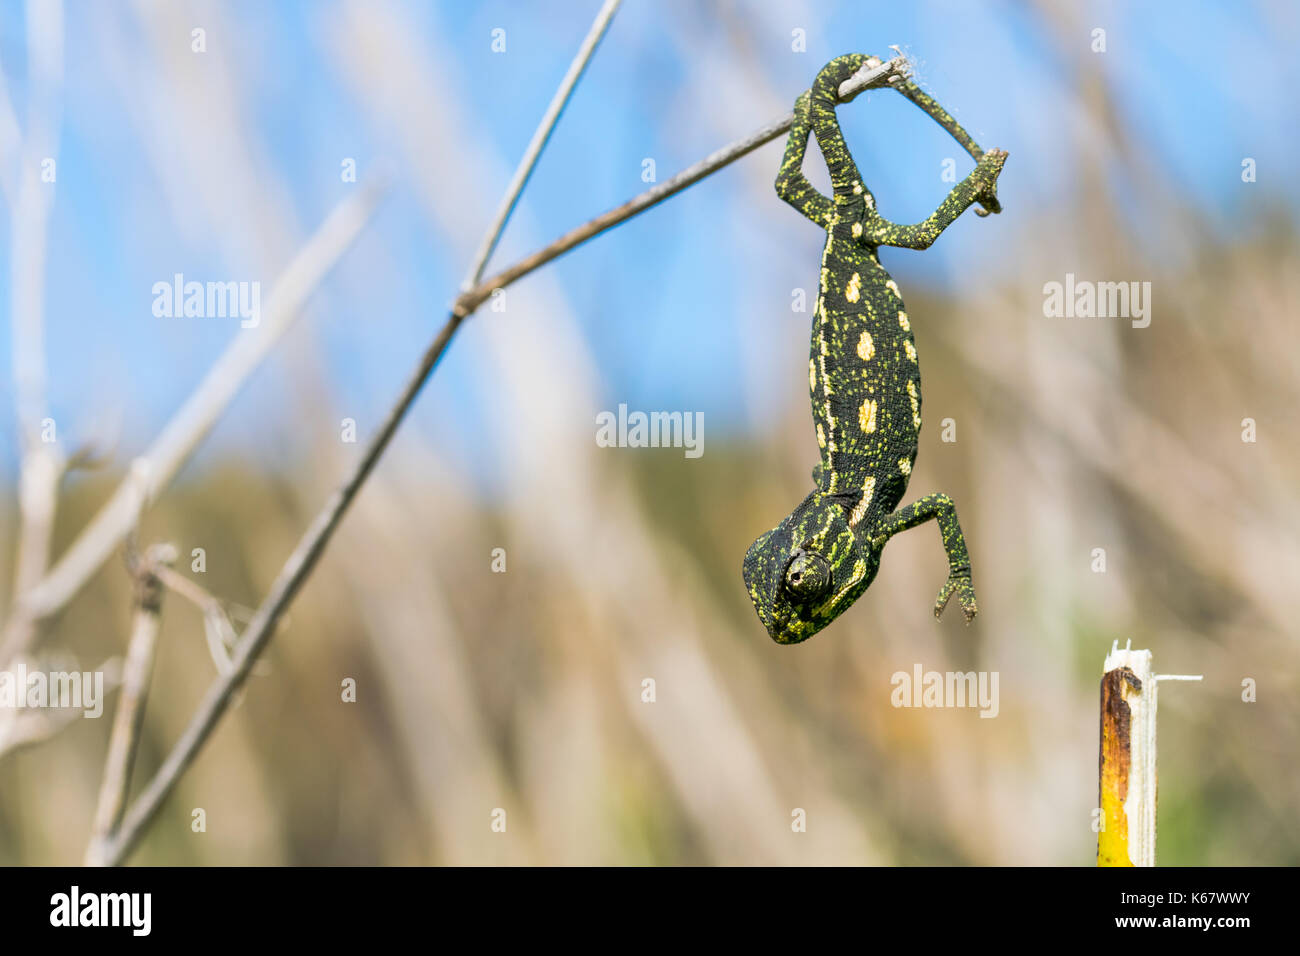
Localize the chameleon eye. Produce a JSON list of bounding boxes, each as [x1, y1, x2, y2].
[[785, 550, 832, 603]]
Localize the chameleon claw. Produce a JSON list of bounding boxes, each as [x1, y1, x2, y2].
[[974, 187, 1002, 217], [973, 148, 1008, 217], [934, 570, 978, 624]]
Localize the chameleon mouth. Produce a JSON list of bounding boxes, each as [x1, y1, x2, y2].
[[741, 531, 777, 626]]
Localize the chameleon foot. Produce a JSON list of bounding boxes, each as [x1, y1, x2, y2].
[[972, 148, 1008, 217], [934, 568, 978, 624]]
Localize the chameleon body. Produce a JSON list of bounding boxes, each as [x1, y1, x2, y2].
[[742, 54, 1007, 645]]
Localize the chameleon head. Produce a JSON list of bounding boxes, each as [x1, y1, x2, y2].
[[742, 490, 880, 644]]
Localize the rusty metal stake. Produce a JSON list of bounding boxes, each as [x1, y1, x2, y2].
[[1098, 641, 1201, 866]]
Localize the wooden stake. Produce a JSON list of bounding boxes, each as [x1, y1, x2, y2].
[[1097, 640, 1201, 866]]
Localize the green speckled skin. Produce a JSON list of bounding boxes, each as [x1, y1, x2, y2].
[[742, 54, 1007, 645]]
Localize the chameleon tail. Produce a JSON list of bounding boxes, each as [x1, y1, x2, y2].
[[895, 79, 984, 159], [808, 54, 871, 199], [893, 78, 1001, 215]]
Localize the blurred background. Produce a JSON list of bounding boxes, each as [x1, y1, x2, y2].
[[1, 0, 1297, 864]]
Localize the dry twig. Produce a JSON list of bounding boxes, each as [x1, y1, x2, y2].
[[5, 0, 65, 670], [0, 180, 388, 668], [85, 541, 175, 866]]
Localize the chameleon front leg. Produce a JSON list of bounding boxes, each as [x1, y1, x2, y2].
[[860, 148, 1007, 250], [870, 493, 978, 622], [775, 91, 833, 227]]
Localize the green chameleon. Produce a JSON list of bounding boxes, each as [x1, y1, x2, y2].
[[742, 54, 1008, 645]]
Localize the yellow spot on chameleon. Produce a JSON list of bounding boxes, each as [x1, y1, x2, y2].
[[864, 193, 875, 209], [809, 357, 817, 391], [858, 398, 877, 434], [816, 423, 826, 448], [851, 221, 862, 238], [856, 330, 874, 361], [907, 380, 921, 429], [904, 340, 917, 362], [885, 279, 900, 298], [898, 458, 912, 476], [898, 310, 910, 331], [849, 476, 876, 527], [853, 182, 863, 195], [845, 273, 861, 303]]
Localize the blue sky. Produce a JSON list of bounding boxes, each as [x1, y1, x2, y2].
[[0, 0, 1295, 481]]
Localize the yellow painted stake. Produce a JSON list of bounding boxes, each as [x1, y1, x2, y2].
[[1097, 641, 1201, 866]]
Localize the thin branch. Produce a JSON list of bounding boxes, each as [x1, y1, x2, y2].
[[0, 60, 22, 207], [461, 0, 623, 290], [454, 55, 911, 316], [97, 53, 915, 866], [0, 700, 78, 756], [6, 0, 65, 668], [0, 656, 122, 759], [10, 0, 62, 442], [0, 178, 388, 667], [85, 542, 174, 866], [152, 564, 238, 676]]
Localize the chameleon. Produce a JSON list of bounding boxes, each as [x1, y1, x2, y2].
[[742, 53, 1008, 645]]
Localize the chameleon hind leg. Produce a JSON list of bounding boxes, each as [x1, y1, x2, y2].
[[871, 493, 978, 622], [775, 91, 833, 227]]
